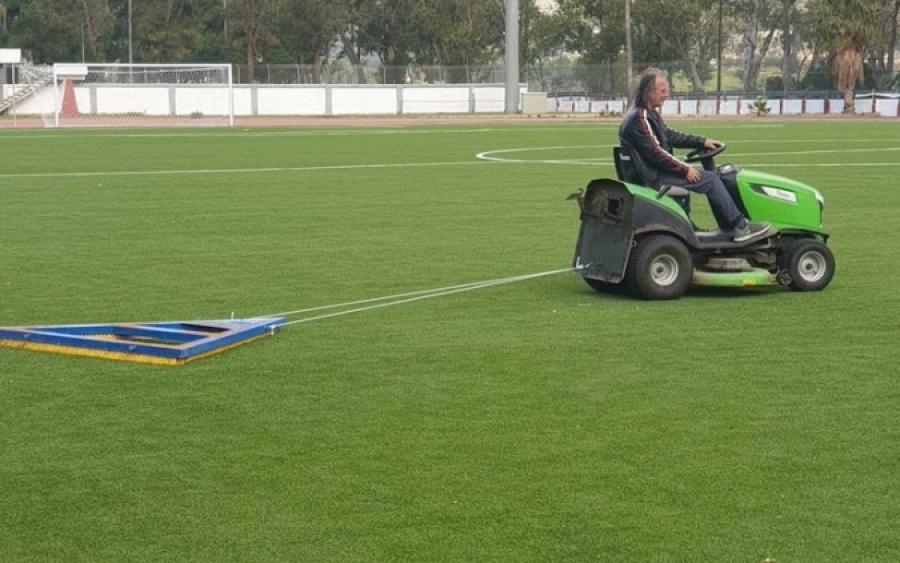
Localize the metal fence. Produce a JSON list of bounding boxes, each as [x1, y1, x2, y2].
[[7, 59, 895, 99], [232, 63, 508, 86], [232, 60, 900, 100]]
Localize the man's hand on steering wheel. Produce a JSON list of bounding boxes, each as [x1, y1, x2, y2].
[[684, 141, 727, 166], [684, 139, 724, 182]]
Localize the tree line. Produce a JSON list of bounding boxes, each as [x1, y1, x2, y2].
[[1, 0, 898, 99]]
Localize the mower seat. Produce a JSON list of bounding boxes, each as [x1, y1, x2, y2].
[[613, 146, 690, 199]]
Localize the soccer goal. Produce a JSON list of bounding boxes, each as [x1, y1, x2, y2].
[[44, 63, 234, 128]]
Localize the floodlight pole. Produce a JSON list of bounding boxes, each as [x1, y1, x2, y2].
[[716, 0, 723, 93], [625, 0, 633, 97], [504, 0, 520, 114], [128, 0, 133, 64]]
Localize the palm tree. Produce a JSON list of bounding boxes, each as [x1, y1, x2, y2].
[[809, 0, 884, 115], [829, 41, 864, 114]]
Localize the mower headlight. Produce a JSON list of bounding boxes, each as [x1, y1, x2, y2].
[[815, 190, 825, 227]]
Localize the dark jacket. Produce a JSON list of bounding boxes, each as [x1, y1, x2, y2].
[[618, 106, 706, 188]]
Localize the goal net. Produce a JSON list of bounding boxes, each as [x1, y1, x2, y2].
[[44, 63, 234, 128]]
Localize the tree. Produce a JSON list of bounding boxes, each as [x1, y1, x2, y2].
[[866, 0, 900, 89], [4, 0, 83, 62], [635, 0, 718, 92], [135, 0, 204, 62], [518, 0, 553, 74], [556, 0, 627, 94], [885, 0, 900, 88], [521, 1, 582, 91], [226, 0, 280, 81], [730, 0, 780, 93], [78, 0, 114, 61], [809, 0, 883, 112], [779, 0, 796, 92], [339, 0, 373, 84], [278, 0, 347, 83], [420, 0, 503, 82], [354, 0, 424, 83]]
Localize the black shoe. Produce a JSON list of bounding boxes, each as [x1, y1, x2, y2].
[[733, 221, 770, 243]]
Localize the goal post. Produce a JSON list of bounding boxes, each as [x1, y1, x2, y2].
[[45, 63, 234, 128]]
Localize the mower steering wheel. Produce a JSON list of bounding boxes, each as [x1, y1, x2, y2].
[[684, 143, 726, 170]]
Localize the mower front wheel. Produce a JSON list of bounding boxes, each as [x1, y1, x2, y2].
[[778, 238, 835, 291], [625, 234, 693, 300]]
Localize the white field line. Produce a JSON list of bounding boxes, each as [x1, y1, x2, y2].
[[0, 123, 788, 142], [0, 125, 629, 142], [739, 162, 900, 167], [3, 151, 897, 181], [263, 267, 576, 328], [3, 140, 898, 181], [477, 145, 900, 166], [0, 160, 509, 180], [10, 145, 900, 180]]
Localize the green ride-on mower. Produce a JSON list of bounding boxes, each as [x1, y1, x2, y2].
[[571, 144, 835, 300]]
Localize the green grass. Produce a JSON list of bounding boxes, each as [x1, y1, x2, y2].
[[1, 119, 899, 562]]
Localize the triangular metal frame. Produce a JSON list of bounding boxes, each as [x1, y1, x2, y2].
[[0, 317, 284, 365]]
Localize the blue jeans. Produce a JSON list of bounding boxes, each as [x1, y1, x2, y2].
[[658, 170, 744, 230]]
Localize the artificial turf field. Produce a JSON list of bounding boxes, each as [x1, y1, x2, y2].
[[1, 118, 898, 562]]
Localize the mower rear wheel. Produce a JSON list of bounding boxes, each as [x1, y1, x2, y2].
[[625, 234, 693, 300], [778, 238, 835, 291]]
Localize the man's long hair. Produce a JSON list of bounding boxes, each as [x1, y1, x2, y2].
[[632, 67, 668, 109]]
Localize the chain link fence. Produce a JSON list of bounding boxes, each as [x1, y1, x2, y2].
[[232, 60, 900, 101], [233, 62, 507, 86]]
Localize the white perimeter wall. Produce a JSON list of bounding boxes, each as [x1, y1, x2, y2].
[[7, 83, 524, 117], [5, 82, 899, 118], [552, 96, 900, 118]]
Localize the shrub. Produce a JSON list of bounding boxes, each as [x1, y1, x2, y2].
[[747, 97, 771, 116]]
